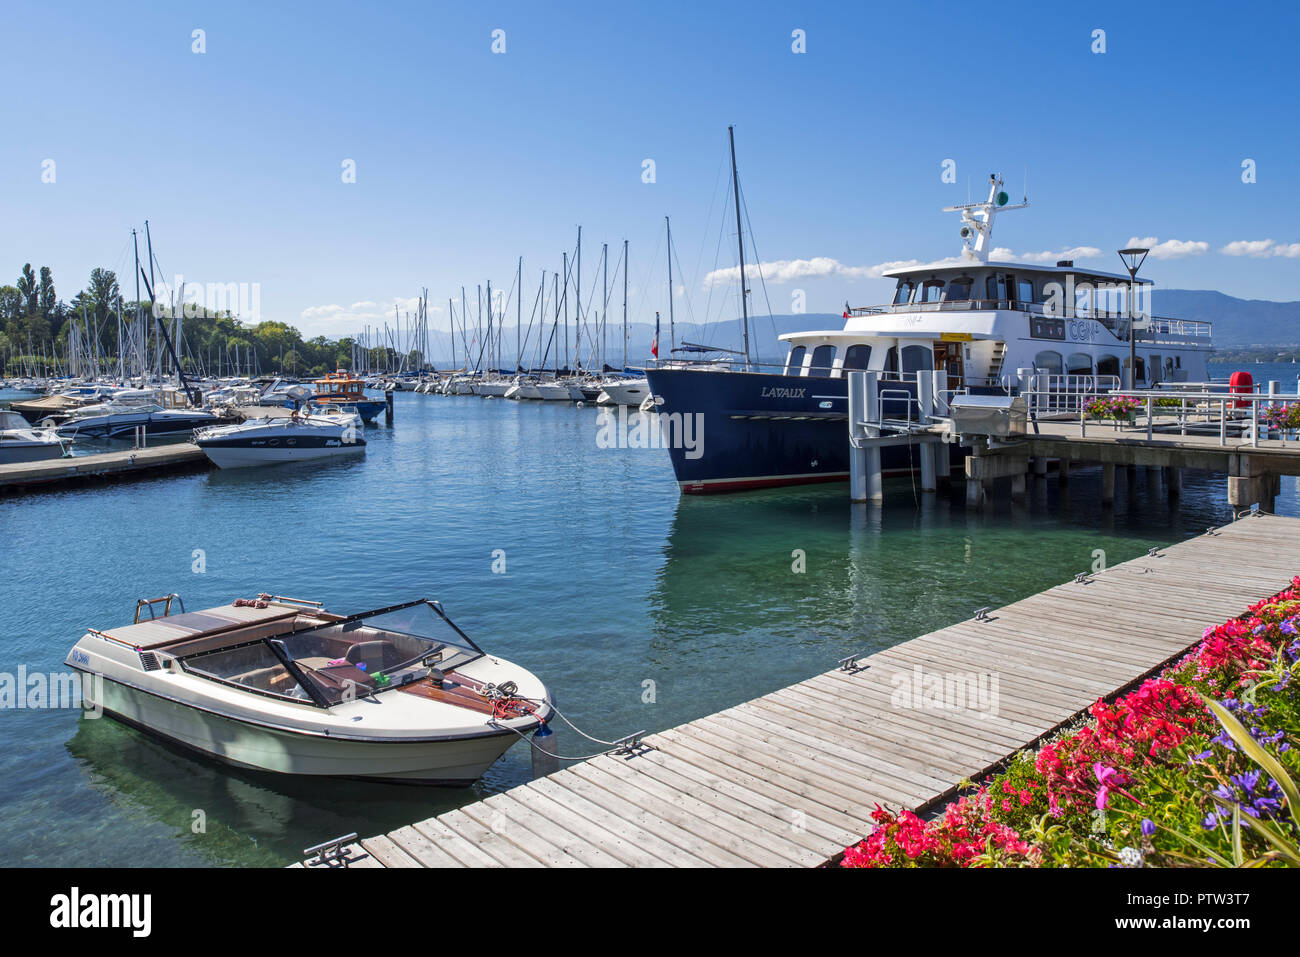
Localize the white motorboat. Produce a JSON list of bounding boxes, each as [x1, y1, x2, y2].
[[194, 411, 366, 468], [0, 410, 68, 464], [596, 377, 651, 406], [533, 380, 573, 401], [66, 594, 554, 784]]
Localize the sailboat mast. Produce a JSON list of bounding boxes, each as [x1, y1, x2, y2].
[[666, 216, 676, 354], [516, 257, 522, 372], [729, 125, 751, 370], [575, 227, 582, 373], [622, 239, 629, 370], [601, 242, 608, 373]]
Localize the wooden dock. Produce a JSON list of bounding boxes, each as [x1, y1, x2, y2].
[[302, 513, 1300, 869], [0, 443, 209, 492]]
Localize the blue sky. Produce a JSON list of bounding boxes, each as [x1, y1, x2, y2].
[[3, 0, 1298, 347]]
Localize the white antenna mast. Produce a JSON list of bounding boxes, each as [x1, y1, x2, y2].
[[942, 173, 1029, 262]]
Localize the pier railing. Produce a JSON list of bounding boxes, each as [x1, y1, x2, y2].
[[1074, 387, 1300, 448]]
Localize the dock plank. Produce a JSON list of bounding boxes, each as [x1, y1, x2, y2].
[[313, 514, 1300, 868]]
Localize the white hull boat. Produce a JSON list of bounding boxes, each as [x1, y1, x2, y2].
[[194, 413, 365, 468], [0, 411, 68, 464], [66, 594, 554, 784], [596, 378, 651, 406]]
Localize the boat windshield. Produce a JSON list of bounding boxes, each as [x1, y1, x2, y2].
[[276, 602, 484, 705], [181, 601, 485, 708]]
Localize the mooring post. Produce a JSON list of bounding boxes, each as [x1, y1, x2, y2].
[[385, 389, 395, 425], [1165, 466, 1181, 495], [848, 371, 882, 503], [916, 369, 936, 492], [1058, 458, 1071, 484], [1101, 462, 1116, 506]]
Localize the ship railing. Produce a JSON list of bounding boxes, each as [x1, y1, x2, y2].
[[1075, 385, 1300, 448], [846, 301, 1212, 337]]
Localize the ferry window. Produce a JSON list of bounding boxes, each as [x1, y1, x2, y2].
[[1066, 353, 1093, 375], [809, 344, 836, 377], [842, 344, 872, 371], [985, 275, 1007, 303], [1033, 351, 1064, 375], [1097, 355, 1120, 378], [884, 347, 899, 374], [784, 345, 806, 375], [1165, 357, 1175, 375], [1015, 278, 1035, 304], [893, 281, 914, 305], [1150, 355, 1162, 384], [900, 344, 932, 375], [945, 277, 973, 301], [1129, 356, 1146, 383], [921, 280, 944, 303]]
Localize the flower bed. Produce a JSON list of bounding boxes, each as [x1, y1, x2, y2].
[[1261, 403, 1300, 432], [841, 579, 1300, 868], [1083, 395, 1142, 421]]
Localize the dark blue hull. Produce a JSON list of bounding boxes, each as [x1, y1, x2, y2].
[[644, 367, 937, 493]]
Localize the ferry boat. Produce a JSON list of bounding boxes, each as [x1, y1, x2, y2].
[[65, 594, 554, 784], [645, 175, 1212, 493], [309, 370, 388, 423]]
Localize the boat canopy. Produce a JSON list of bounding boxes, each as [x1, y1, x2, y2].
[[179, 600, 484, 707]]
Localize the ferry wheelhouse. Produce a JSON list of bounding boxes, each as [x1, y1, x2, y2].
[[645, 175, 1213, 493]]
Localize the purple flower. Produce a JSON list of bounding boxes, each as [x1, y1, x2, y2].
[[1141, 818, 1156, 837]]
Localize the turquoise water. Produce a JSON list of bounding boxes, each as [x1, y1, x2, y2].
[[1, 364, 1296, 866]]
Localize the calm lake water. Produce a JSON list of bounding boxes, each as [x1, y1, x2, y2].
[[1, 361, 1296, 866]]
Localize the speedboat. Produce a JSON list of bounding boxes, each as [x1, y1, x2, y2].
[[0, 410, 68, 464], [65, 594, 554, 784], [194, 411, 366, 468], [596, 377, 651, 406]]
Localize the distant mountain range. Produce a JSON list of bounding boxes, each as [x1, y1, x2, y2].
[[448, 290, 1300, 367]]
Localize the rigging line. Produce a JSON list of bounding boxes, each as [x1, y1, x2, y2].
[[700, 180, 731, 341], [629, 231, 663, 340], [668, 231, 698, 329], [738, 180, 779, 361], [687, 137, 731, 316]]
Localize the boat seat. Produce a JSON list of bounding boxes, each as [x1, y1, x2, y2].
[[345, 640, 397, 673]]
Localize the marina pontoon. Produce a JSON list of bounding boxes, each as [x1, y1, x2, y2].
[[65, 594, 554, 784]]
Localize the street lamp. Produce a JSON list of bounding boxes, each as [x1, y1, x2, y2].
[[1117, 247, 1149, 390]]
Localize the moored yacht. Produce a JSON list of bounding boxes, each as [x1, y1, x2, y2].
[[194, 409, 366, 468], [65, 594, 554, 784], [645, 174, 1212, 492], [0, 410, 68, 464]]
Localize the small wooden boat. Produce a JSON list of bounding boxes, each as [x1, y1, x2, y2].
[[309, 370, 387, 422], [66, 594, 554, 784]]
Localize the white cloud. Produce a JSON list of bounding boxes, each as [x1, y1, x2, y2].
[[1125, 236, 1210, 260], [701, 256, 964, 286], [1015, 246, 1103, 263], [299, 295, 439, 334], [1221, 239, 1300, 258]]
